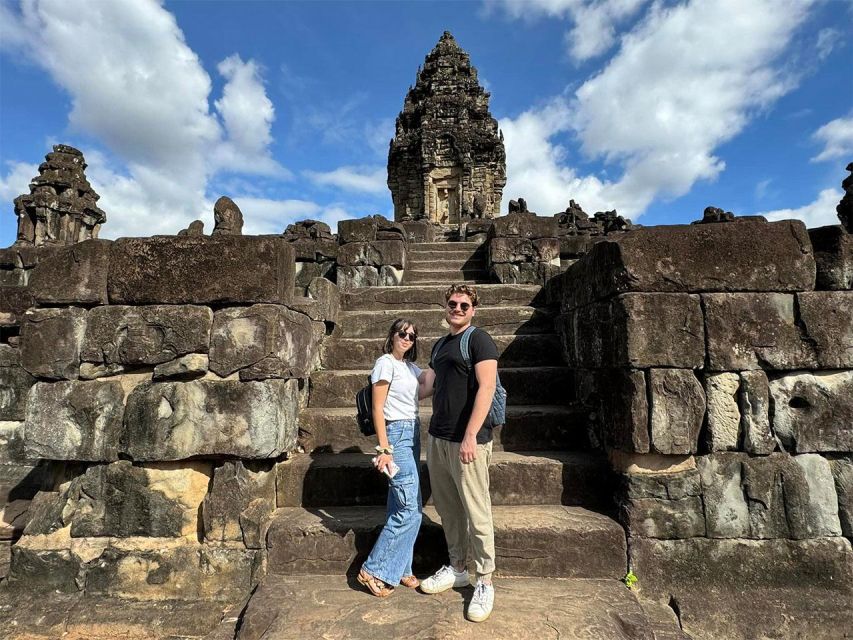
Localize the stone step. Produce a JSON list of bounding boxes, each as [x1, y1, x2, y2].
[[407, 257, 486, 270], [337, 307, 556, 338], [308, 367, 574, 408], [265, 504, 626, 579], [297, 405, 593, 454], [403, 269, 490, 284], [275, 451, 611, 509], [227, 574, 679, 640], [408, 247, 485, 259], [320, 333, 564, 369], [340, 284, 545, 311]]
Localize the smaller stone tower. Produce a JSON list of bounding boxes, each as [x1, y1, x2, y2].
[[13, 144, 106, 246], [387, 31, 506, 225]]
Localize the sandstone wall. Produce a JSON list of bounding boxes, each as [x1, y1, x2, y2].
[[557, 219, 853, 638], [336, 215, 407, 290], [0, 236, 338, 605]]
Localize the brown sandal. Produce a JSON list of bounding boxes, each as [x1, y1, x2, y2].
[[358, 568, 393, 598], [400, 575, 420, 589]]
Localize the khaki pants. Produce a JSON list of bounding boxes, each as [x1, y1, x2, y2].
[[426, 434, 495, 580]]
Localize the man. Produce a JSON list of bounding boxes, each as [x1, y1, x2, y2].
[[418, 283, 498, 622]]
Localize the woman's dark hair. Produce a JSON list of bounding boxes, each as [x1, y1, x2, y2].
[[383, 317, 418, 362]]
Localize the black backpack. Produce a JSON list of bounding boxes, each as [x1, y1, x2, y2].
[[355, 375, 375, 436]]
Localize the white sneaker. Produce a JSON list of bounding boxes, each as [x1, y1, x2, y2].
[[419, 565, 470, 594], [466, 579, 494, 622]]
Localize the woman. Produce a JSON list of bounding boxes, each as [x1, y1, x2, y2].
[[357, 318, 424, 597]]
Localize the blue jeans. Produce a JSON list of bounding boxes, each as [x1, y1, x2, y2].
[[362, 418, 422, 586]]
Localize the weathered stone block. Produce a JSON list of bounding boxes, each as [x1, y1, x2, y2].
[[462, 219, 492, 243], [649, 369, 704, 455], [793, 454, 842, 538], [84, 541, 258, 601], [0, 285, 35, 326], [294, 260, 334, 290], [202, 461, 276, 543], [629, 537, 853, 640], [0, 421, 25, 463], [809, 224, 853, 290], [0, 499, 31, 540], [797, 291, 853, 368], [306, 277, 340, 326], [64, 461, 211, 538], [559, 234, 601, 258], [490, 212, 558, 239], [532, 237, 560, 262], [338, 218, 377, 243], [698, 453, 750, 538], [567, 294, 704, 369], [620, 469, 705, 539], [589, 369, 649, 453], [239, 498, 275, 549], [152, 354, 209, 381], [7, 545, 81, 593], [209, 305, 322, 380], [337, 240, 405, 268], [400, 220, 436, 243], [703, 293, 816, 370], [108, 236, 294, 305], [122, 379, 299, 460], [831, 458, 853, 537], [287, 238, 338, 261], [769, 371, 853, 452], [704, 373, 740, 451], [741, 453, 841, 539], [0, 344, 19, 367], [739, 370, 775, 454], [28, 239, 111, 305], [337, 265, 380, 290], [489, 237, 534, 263], [24, 380, 125, 461], [562, 220, 816, 309], [81, 305, 212, 368], [0, 365, 36, 420], [20, 307, 86, 379], [491, 262, 558, 285]]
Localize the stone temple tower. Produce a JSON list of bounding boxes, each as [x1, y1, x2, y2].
[[387, 31, 506, 225]]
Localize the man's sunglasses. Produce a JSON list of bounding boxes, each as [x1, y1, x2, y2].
[[396, 331, 417, 341], [446, 301, 472, 312]]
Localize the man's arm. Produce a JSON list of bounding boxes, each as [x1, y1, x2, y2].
[[418, 368, 435, 399], [459, 358, 497, 464]]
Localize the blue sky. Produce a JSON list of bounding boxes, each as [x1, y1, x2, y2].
[[1, 0, 851, 248]]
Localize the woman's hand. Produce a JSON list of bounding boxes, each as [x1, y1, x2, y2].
[[374, 452, 394, 474]]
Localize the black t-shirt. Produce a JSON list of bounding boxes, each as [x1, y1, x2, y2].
[[428, 327, 499, 443]]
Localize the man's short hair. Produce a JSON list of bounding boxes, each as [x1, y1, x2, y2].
[[444, 283, 479, 307]]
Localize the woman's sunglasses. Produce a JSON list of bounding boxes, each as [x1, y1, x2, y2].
[[446, 301, 471, 312], [396, 330, 417, 341]]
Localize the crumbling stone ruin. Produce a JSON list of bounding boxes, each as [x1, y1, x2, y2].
[[0, 35, 852, 640], [13, 145, 106, 247], [212, 196, 244, 236], [387, 31, 506, 224], [552, 199, 635, 268], [838, 161, 853, 232]]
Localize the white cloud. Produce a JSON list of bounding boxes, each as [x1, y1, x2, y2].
[[0, 161, 38, 209], [235, 197, 353, 235], [811, 115, 853, 163], [760, 187, 842, 229], [816, 27, 842, 60], [488, 0, 648, 62], [499, 0, 816, 219], [304, 166, 387, 194], [2, 0, 283, 238], [213, 55, 287, 177]]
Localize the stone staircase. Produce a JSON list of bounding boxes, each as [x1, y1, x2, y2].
[[244, 240, 687, 638]]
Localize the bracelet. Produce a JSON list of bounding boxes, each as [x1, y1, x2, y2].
[[374, 445, 394, 455]]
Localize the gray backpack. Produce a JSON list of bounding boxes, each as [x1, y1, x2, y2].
[[431, 326, 507, 427]]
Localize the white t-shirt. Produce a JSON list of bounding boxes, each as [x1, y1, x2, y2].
[[370, 354, 422, 421]]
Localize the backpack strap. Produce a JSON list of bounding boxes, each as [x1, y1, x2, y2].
[[459, 326, 478, 372]]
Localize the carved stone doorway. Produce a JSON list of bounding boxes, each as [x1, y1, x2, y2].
[[428, 168, 460, 225]]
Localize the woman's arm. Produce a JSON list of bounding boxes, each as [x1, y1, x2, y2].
[[418, 368, 435, 399], [371, 380, 393, 473]]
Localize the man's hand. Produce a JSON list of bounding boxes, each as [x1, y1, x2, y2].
[[460, 433, 477, 464]]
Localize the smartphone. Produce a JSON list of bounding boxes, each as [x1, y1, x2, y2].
[[372, 457, 400, 479]]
